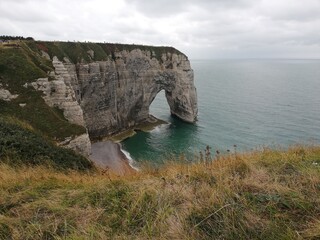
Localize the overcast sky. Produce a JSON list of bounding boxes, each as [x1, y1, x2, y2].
[[1, 0, 319, 59]]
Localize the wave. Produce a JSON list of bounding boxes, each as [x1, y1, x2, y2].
[[121, 148, 140, 171], [150, 123, 171, 133]]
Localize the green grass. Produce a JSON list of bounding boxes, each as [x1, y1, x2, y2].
[[0, 47, 47, 93], [58, 42, 91, 63], [0, 145, 319, 239], [20, 41, 54, 72], [80, 42, 109, 61], [0, 45, 86, 140], [98, 42, 184, 62], [32, 40, 185, 63], [0, 118, 93, 171], [0, 92, 86, 141]]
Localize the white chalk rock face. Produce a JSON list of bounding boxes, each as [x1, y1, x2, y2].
[[49, 49, 198, 139], [58, 134, 92, 157], [0, 87, 18, 101], [29, 62, 91, 156], [30, 47, 197, 156], [30, 77, 85, 127]]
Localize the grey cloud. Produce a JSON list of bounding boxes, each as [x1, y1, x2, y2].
[[125, 0, 251, 18], [0, 2, 52, 23], [0, 0, 319, 59], [256, 0, 320, 22]]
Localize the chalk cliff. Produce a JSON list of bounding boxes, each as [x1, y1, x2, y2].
[[28, 75, 91, 156], [46, 45, 198, 139], [0, 41, 197, 157]]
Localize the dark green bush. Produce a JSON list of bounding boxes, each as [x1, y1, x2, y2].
[[0, 120, 94, 171]]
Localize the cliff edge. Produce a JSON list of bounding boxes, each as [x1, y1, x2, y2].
[[0, 40, 197, 156]]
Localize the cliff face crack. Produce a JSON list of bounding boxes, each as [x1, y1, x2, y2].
[[52, 48, 198, 139]]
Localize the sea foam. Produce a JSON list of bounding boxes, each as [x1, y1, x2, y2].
[[121, 148, 140, 171]]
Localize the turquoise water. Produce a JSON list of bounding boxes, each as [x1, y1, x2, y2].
[[122, 59, 320, 162]]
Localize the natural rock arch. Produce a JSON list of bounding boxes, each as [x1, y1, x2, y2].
[[53, 48, 198, 139], [146, 72, 197, 123]]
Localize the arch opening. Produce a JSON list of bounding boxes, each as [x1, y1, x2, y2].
[[149, 90, 171, 122]]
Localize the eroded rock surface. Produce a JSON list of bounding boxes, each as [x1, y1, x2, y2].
[[28, 46, 197, 156], [58, 134, 91, 157], [30, 76, 85, 127], [52, 49, 197, 139], [29, 69, 91, 156], [0, 85, 18, 101]]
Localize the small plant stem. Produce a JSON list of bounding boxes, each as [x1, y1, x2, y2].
[[194, 203, 233, 228]]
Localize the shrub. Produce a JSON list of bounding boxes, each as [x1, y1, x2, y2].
[[0, 119, 93, 171]]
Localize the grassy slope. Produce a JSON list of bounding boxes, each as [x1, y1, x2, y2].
[[0, 146, 319, 239], [0, 43, 86, 140], [0, 117, 94, 171], [0, 43, 93, 173]]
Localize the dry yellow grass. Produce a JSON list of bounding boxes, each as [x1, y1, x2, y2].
[[0, 145, 320, 239]]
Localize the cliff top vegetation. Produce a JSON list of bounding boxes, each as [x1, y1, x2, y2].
[[28, 40, 185, 62]]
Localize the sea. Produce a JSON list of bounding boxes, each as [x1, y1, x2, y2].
[[122, 59, 320, 164]]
